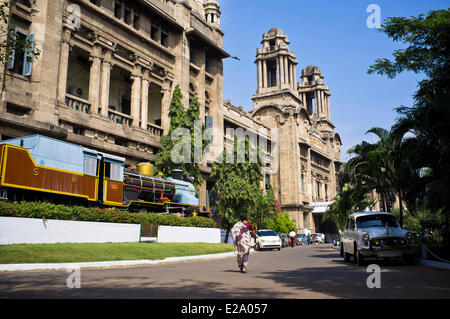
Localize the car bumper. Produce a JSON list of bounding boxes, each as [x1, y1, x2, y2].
[[358, 246, 415, 258], [259, 242, 282, 249]]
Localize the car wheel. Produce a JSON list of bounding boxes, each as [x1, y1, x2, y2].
[[277, 248, 281, 251], [343, 244, 351, 262], [354, 244, 365, 266]]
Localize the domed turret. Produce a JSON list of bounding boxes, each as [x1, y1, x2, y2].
[[204, 0, 221, 27]]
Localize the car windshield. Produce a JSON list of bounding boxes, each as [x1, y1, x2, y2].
[[258, 230, 277, 236], [356, 214, 399, 228]]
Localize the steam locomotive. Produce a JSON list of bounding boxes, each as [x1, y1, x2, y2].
[[0, 135, 210, 218]]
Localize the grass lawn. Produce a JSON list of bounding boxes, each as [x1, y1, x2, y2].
[[0, 242, 235, 264]]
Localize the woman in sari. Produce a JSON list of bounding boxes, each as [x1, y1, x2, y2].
[[231, 213, 257, 273]]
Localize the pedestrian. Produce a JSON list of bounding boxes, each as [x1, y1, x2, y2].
[[307, 233, 312, 245], [289, 229, 296, 248], [231, 213, 257, 273]]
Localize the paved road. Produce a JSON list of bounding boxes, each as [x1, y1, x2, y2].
[[1, 244, 449, 299]]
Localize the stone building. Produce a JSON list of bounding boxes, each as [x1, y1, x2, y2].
[[223, 28, 342, 233], [0, 0, 228, 209], [0, 1, 342, 233]]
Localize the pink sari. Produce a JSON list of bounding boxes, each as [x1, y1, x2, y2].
[[231, 221, 252, 268]]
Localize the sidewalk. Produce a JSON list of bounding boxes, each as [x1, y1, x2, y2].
[[0, 251, 237, 272], [329, 245, 450, 270]]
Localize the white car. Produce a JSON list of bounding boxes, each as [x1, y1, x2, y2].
[[314, 233, 325, 244], [255, 229, 282, 251], [340, 212, 416, 265]]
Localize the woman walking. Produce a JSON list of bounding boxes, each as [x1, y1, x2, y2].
[[231, 213, 257, 273]]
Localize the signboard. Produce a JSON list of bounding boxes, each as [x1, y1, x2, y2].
[[310, 138, 325, 151]]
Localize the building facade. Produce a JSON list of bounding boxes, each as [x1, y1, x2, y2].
[[226, 27, 342, 233], [0, 1, 342, 233]]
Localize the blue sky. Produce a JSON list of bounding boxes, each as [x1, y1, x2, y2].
[[219, 0, 448, 162]]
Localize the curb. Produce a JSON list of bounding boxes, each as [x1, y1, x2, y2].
[[0, 251, 237, 272], [415, 258, 450, 271]]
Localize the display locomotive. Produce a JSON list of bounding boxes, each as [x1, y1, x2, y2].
[[0, 135, 210, 218]]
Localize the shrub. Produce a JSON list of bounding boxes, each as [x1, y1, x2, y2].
[[0, 201, 216, 228]]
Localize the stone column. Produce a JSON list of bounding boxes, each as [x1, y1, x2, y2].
[[293, 63, 297, 90], [326, 94, 330, 117], [317, 90, 320, 114], [279, 56, 284, 86], [161, 79, 172, 134], [314, 90, 319, 115], [284, 56, 289, 85], [289, 62, 294, 89], [262, 60, 267, 88], [140, 69, 150, 130], [320, 91, 325, 114], [57, 27, 72, 106], [130, 65, 142, 127], [257, 60, 262, 91], [99, 49, 113, 117], [276, 57, 281, 88], [88, 46, 102, 114]]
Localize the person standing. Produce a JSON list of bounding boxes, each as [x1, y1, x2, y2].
[[307, 233, 312, 245], [231, 213, 257, 273], [289, 230, 296, 248]]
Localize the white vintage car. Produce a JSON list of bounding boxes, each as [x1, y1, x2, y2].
[[340, 212, 416, 265]]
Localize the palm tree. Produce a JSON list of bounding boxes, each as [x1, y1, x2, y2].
[[347, 126, 419, 227]]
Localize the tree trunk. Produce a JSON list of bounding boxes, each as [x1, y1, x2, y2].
[[399, 191, 403, 228], [225, 228, 230, 244]]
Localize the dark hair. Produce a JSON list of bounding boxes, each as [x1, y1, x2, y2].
[[239, 214, 247, 221]]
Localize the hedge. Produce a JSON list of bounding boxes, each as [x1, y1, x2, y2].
[[0, 201, 217, 228]]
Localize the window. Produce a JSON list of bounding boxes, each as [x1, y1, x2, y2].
[[300, 145, 308, 158], [190, 49, 196, 65], [115, 137, 128, 146], [350, 219, 356, 230], [265, 174, 270, 191], [84, 155, 98, 176], [124, 2, 132, 25], [316, 181, 320, 198], [114, 0, 123, 19], [151, 20, 160, 42], [356, 215, 399, 229], [73, 126, 85, 136], [269, 39, 275, 51], [301, 174, 305, 192], [161, 24, 169, 47], [104, 161, 123, 181], [110, 163, 123, 181], [133, 11, 141, 30], [6, 103, 29, 116], [13, 0, 31, 6], [267, 60, 277, 87], [7, 26, 35, 76], [325, 184, 328, 201], [205, 115, 213, 142]]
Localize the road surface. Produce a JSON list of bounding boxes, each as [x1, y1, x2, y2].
[[1, 244, 449, 299]]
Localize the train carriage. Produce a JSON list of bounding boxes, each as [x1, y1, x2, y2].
[[0, 135, 211, 218]]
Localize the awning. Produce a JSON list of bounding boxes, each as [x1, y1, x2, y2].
[[311, 201, 333, 213]]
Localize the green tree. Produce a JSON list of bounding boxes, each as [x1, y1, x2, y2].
[[252, 186, 277, 231], [368, 8, 450, 245], [210, 136, 262, 242], [155, 85, 208, 186], [265, 211, 297, 234], [323, 184, 373, 231]]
